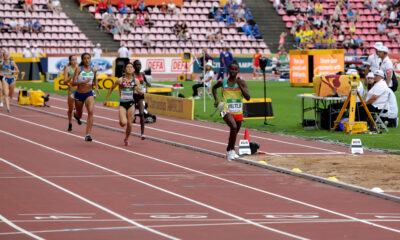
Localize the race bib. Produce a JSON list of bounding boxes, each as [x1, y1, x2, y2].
[[121, 90, 133, 100], [227, 99, 242, 113]]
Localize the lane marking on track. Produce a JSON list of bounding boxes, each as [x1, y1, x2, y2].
[[0, 214, 45, 240], [0, 157, 179, 240], [0, 129, 308, 240], [1, 113, 400, 234], [2, 218, 400, 237], [50, 96, 345, 154], [49, 105, 281, 156]]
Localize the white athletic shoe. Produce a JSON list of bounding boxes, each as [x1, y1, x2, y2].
[[194, 96, 201, 100], [226, 151, 234, 162], [0, 102, 3, 107], [231, 150, 239, 159]]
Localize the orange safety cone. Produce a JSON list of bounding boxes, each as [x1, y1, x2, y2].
[[244, 129, 250, 141]]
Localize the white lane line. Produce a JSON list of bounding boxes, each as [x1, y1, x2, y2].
[[50, 105, 281, 156], [2, 113, 400, 234], [0, 214, 45, 240], [0, 157, 179, 240], [2, 218, 400, 237], [0, 129, 308, 240], [19, 213, 95, 216], [50, 96, 344, 154]]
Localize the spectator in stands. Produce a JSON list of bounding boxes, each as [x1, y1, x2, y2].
[[118, 43, 131, 58], [161, 1, 167, 13], [118, 0, 128, 14], [8, 18, 19, 32], [137, 13, 144, 26], [215, 8, 224, 23], [32, 19, 43, 33], [106, 2, 113, 14], [172, 21, 182, 36], [250, 20, 262, 39], [140, 0, 149, 14], [95, 0, 107, 14], [121, 18, 131, 34], [180, 21, 189, 40], [131, 15, 139, 28], [294, 27, 303, 46], [205, 27, 215, 42], [133, 0, 141, 14], [347, 8, 355, 22], [364, 0, 372, 10], [0, 18, 7, 33], [102, 12, 116, 30], [286, 0, 297, 16], [215, 30, 224, 43], [144, 12, 153, 28], [273, 0, 283, 13], [31, 44, 41, 58], [93, 43, 102, 58], [15, 0, 24, 9], [242, 21, 253, 38], [333, 4, 341, 22], [278, 32, 287, 50], [307, 1, 315, 15], [22, 19, 33, 33], [377, 20, 387, 35], [348, 22, 356, 37], [23, 45, 32, 58], [236, 5, 245, 22], [48, 0, 62, 13], [358, 69, 390, 124], [388, 8, 398, 26], [167, 0, 176, 15], [142, 33, 152, 49], [314, 1, 323, 15], [226, 9, 236, 28], [244, 8, 253, 21], [24, 0, 34, 12]]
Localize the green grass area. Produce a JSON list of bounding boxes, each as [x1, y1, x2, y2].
[[16, 81, 400, 152]]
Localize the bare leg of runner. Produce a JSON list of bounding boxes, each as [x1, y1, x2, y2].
[[138, 99, 145, 140], [85, 96, 95, 138]]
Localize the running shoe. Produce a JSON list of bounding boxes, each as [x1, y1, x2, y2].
[[231, 150, 239, 159], [0, 102, 3, 107], [74, 112, 82, 125], [7, 108, 11, 113], [194, 96, 201, 100], [68, 123, 72, 132], [141, 134, 146, 140], [84, 135, 92, 141], [124, 140, 130, 146], [226, 151, 234, 162]]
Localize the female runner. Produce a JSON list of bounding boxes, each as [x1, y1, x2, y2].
[[104, 63, 143, 146], [212, 61, 250, 161], [2, 51, 19, 113], [133, 60, 151, 140], [71, 53, 100, 141], [63, 55, 78, 131]]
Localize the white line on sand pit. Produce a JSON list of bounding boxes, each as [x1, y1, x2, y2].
[[0, 214, 45, 240], [0, 129, 308, 240], [1, 113, 399, 235], [0, 157, 179, 240]]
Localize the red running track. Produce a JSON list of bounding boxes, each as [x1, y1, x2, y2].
[[0, 100, 399, 239]]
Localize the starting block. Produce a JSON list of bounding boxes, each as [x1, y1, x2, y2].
[[18, 89, 30, 105], [106, 101, 119, 108]]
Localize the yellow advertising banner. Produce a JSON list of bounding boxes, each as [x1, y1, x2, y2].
[[290, 55, 309, 85], [313, 54, 345, 76], [144, 93, 194, 120], [54, 75, 118, 91]]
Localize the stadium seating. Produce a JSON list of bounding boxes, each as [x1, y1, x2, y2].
[[273, 0, 400, 54], [0, 0, 94, 54], [87, 0, 271, 55]]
